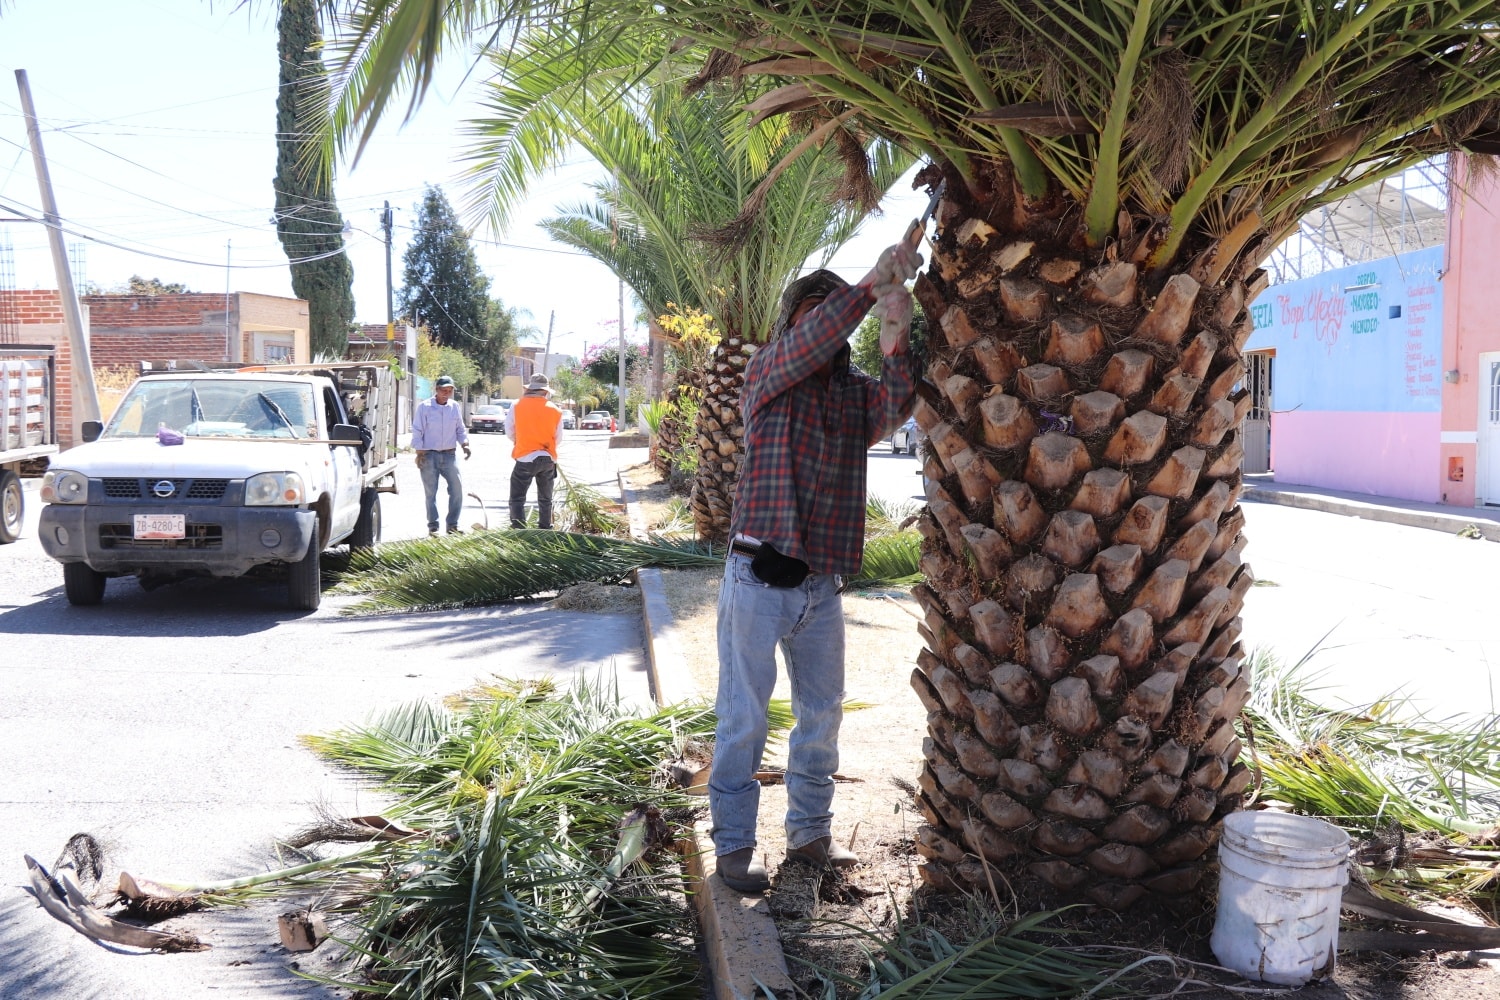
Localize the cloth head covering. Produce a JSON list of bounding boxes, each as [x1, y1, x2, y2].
[[771, 269, 850, 341], [525, 373, 553, 395], [434, 375, 456, 389]]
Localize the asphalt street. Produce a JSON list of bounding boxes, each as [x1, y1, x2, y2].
[[0, 429, 649, 1000]]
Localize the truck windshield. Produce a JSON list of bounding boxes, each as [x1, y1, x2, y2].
[[103, 379, 319, 440]]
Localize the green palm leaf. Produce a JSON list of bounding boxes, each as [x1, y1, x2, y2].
[[333, 529, 721, 614], [848, 530, 923, 590]]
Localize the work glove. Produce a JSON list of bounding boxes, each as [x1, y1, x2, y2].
[[462, 444, 472, 460], [873, 286, 914, 356], [415, 451, 426, 468], [860, 241, 922, 290]]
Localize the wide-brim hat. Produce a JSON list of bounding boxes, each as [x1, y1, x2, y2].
[[526, 373, 553, 394], [771, 269, 850, 340]]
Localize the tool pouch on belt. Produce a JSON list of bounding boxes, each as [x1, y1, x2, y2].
[[750, 542, 811, 588]]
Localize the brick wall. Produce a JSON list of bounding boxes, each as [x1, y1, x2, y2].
[[3, 288, 67, 327]]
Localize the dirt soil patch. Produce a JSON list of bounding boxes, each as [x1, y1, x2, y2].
[[619, 464, 1500, 999]]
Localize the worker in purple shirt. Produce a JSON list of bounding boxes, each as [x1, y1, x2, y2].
[[710, 241, 921, 894], [411, 375, 471, 535]]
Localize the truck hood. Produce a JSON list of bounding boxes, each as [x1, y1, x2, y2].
[[55, 437, 330, 478]]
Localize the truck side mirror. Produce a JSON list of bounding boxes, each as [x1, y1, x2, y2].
[[330, 423, 364, 444], [82, 420, 103, 443]]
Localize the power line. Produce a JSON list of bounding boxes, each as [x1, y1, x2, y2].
[[0, 196, 365, 269]]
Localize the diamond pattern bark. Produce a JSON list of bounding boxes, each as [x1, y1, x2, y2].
[[908, 185, 1257, 907]]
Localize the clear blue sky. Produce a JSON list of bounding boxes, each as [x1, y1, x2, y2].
[[0, 0, 926, 359]]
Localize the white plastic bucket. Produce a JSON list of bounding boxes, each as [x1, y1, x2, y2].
[[1210, 811, 1350, 986]]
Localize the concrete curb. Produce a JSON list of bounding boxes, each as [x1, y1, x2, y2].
[[1242, 485, 1500, 541], [618, 469, 791, 1000]]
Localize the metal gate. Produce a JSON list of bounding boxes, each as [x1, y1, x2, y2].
[[1241, 352, 1273, 474]]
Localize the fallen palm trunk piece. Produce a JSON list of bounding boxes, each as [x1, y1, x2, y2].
[[1341, 883, 1500, 952], [25, 855, 207, 952]]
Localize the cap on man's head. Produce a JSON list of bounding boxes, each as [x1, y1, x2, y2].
[[435, 375, 456, 389], [526, 373, 553, 394], [772, 269, 849, 340]]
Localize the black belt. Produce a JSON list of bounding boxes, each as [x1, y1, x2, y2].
[[730, 540, 761, 558]]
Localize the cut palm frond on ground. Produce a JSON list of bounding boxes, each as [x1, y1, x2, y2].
[[847, 530, 923, 590], [1241, 647, 1500, 910], [333, 529, 720, 613], [291, 678, 731, 999], [809, 910, 1150, 999]]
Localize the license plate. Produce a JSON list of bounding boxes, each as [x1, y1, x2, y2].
[[134, 514, 185, 540]]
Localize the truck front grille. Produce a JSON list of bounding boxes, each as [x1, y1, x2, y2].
[[99, 524, 224, 549], [101, 478, 230, 502]]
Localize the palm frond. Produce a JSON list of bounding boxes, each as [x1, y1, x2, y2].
[[296, 677, 722, 1000], [333, 529, 721, 613], [847, 530, 922, 590], [327, 1, 1500, 271], [866, 495, 921, 537], [1242, 647, 1500, 837], [803, 911, 1148, 999]]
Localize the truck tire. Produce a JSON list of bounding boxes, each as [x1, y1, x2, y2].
[[0, 469, 21, 544], [63, 562, 107, 605], [349, 488, 381, 552], [288, 521, 323, 611]]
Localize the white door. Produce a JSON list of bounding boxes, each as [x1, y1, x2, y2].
[[1480, 352, 1500, 507], [1241, 352, 1272, 474]]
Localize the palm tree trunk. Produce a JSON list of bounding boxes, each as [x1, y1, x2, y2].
[[689, 335, 752, 541], [909, 174, 1261, 909]]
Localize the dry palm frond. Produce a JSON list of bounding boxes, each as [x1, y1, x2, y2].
[[802, 909, 1148, 999]]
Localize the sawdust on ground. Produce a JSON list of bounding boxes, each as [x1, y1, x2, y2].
[[618, 463, 1500, 1000]]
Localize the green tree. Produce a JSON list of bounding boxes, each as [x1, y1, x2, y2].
[[415, 332, 479, 389], [323, 0, 1500, 909], [398, 185, 490, 352], [468, 47, 910, 536], [118, 276, 191, 295], [273, 0, 355, 358]]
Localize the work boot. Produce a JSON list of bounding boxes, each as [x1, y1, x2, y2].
[[716, 848, 770, 894], [447, 525, 464, 535], [786, 837, 859, 869]]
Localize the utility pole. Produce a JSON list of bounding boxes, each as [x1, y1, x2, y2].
[[381, 200, 411, 421], [617, 277, 626, 432], [542, 309, 554, 373], [16, 69, 99, 424]]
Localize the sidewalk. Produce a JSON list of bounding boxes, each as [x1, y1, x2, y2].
[[1241, 474, 1500, 541]]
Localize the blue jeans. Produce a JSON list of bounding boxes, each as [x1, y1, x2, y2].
[[418, 450, 464, 531], [709, 553, 845, 857]]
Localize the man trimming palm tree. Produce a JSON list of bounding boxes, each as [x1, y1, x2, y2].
[[711, 240, 920, 893]]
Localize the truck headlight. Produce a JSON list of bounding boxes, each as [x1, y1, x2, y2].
[[40, 469, 88, 504], [245, 472, 305, 505]]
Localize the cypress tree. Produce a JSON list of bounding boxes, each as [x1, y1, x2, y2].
[[397, 185, 491, 351], [274, 0, 355, 359]]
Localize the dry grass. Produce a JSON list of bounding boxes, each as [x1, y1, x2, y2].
[[94, 366, 137, 423]]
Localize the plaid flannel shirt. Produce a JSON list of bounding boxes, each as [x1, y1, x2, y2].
[[732, 282, 917, 575]]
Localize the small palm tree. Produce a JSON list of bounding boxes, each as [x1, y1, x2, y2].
[[323, 0, 1500, 907], [406, 26, 911, 538]]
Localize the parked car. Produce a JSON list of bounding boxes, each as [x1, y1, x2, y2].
[[889, 415, 925, 454], [560, 409, 577, 430], [580, 410, 616, 431], [469, 403, 506, 433]]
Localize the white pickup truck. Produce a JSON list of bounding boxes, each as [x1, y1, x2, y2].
[[38, 361, 398, 610]]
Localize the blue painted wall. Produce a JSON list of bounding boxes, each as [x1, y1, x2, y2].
[[1244, 246, 1444, 413]]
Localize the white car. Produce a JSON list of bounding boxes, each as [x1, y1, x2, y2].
[[889, 416, 925, 454]]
